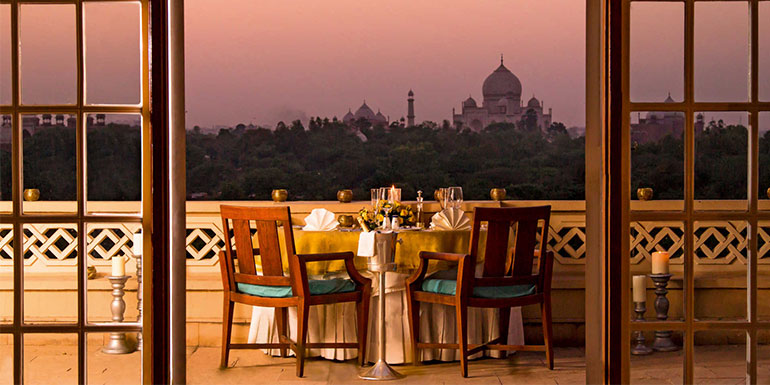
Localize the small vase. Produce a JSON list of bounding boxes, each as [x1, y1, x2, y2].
[[490, 188, 507, 201], [337, 189, 353, 203], [637, 187, 653, 201], [23, 189, 40, 202], [271, 189, 288, 202]]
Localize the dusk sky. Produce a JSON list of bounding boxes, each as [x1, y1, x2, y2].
[[1, 1, 768, 129]]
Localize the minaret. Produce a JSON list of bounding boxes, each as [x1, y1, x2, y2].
[[407, 89, 415, 127]]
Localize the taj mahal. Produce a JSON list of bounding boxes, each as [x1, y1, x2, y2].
[[452, 56, 552, 132], [342, 56, 553, 132]]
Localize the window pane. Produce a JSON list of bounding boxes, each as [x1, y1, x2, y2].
[[631, 111, 684, 211], [23, 223, 78, 324], [761, 1, 770, 101], [0, 5, 11, 106], [86, 223, 141, 325], [759, 220, 770, 321], [87, 333, 141, 384], [24, 334, 78, 384], [694, 2, 749, 102], [19, 4, 76, 106], [0, 334, 11, 384], [630, 2, 684, 102], [22, 114, 77, 213], [694, 331, 746, 383], [85, 2, 141, 105], [86, 114, 141, 213], [629, 331, 683, 384], [0, 227, 11, 325], [1, 114, 11, 213], [694, 112, 748, 210], [694, 220, 748, 322]]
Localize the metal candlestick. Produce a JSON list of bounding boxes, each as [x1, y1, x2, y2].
[[416, 191, 424, 228], [103, 275, 136, 354], [631, 301, 653, 355], [649, 273, 678, 352], [359, 232, 404, 381]]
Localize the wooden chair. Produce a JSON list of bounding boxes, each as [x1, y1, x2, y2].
[[218, 205, 372, 377], [405, 206, 554, 377]]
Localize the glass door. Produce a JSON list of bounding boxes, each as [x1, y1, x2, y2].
[[0, 0, 150, 383]]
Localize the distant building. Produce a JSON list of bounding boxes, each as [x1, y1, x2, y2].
[[343, 101, 388, 126], [453, 56, 552, 132], [630, 94, 704, 144]]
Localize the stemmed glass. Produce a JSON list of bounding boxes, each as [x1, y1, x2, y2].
[[372, 188, 387, 228], [448, 186, 463, 209], [382, 187, 394, 227], [436, 188, 448, 210]]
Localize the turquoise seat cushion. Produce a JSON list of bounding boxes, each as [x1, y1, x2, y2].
[[421, 278, 536, 299], [236, 278, 356, 298]]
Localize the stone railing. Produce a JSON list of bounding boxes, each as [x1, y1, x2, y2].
[[2, 200, 768, 275]]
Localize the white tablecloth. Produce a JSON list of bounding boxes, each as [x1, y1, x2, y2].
[[247, 271, 524, 363]]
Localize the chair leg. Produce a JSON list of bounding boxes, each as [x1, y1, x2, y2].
[[456, 304, 469, 378], [295, 302, 310, 377], [275, 307, 288, 358], [498, 307, 511, 359], [406, 294, 420, 366], [357, 287, 371, 367], [541, 298, 554, 370], [220, 299, 234, 368]]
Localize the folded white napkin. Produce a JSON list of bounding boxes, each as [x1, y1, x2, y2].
[[430, 208, 471, 231], [357, 231, 376, 257], [302, 208, 338, 231]]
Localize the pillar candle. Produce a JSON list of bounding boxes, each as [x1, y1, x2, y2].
[[651, 251, 670, 274], [112, 256, 126, 276], [632, 275, 646, 303], [132, 232, 143, 256]]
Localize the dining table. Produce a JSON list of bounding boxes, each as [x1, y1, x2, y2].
[[247, 226, 526, 364]]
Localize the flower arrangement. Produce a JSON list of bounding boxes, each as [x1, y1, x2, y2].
[[358, 200, 416, 230]]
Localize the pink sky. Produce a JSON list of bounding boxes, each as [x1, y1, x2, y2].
[[2, 1, 769, 129]]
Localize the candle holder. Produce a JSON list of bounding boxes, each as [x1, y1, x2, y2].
[[135, 255, 143, 350], [103, 275, 136, 354], [649, 273, 678, 352], [631, 301, 653, 355]]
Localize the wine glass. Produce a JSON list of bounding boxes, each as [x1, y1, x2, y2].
[[371, 188, 380, 211], [448, 186, 463, 209], [437, 188, 448, 210], [378, 187, 389, 227]]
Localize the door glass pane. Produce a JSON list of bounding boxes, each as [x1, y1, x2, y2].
[[84, 2, 141, 105], [630, 221, 685, 321], [87, 332, 141, 384], [694, 112, 748, 211], [630, 2, 684, 102], [630, 331, 684, 384], [0, 334, 11, 385], [19, 4, 76, 106], [760, 112, 769, 205], [0, 5, 11, 106], [760, 220, 770, 321], [1, 114, 11, 213], [23, 223, 78, 324], [24, 334, 78, 384], [694, 221, 747, 322], [86, 223, 141, 324], [760, 1, 770, 101], [22, 114, 77, 213], [694, 331, 746, 383], [694, 1, 749, 102], [86, 114, 141, 213], [0, 227, 11, 325], [631, 112, 684, 212]]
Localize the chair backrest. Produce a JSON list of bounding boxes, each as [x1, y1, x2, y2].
[[220, 205, 299, 290], [469, 206, 551, 280]]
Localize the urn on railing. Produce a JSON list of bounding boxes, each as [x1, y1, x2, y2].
[[637, 187, 653, 201], [490, 188, 507, 201], [271, 189, 288, 202], [337, 189, 353, 203], [23, 188, 40, 201]]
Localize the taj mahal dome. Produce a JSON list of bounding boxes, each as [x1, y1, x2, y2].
[[452, 56, 552, 132]]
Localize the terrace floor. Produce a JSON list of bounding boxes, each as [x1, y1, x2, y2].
[[4, 343, 769, 384]]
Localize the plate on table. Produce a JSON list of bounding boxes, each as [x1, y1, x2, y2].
[[338, 227, 360, 232], [397, 226, 422, 231]]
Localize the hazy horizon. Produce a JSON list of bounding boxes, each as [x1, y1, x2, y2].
[[2, 1, 768, 130]]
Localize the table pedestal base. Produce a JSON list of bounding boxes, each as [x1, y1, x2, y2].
[[359, 360, 404, 381]]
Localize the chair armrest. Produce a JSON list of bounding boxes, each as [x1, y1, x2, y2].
[[418, 251, 468, 262], [405, 251, 469, 289], [296, 251, 354, 262], [296, 252, 371, 288]]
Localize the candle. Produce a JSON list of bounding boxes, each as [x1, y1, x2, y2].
[[132, 232, 143, 256], [651, 251, 670, 274], [632, 275, 646, 303], [112, 255, 127, 276]]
